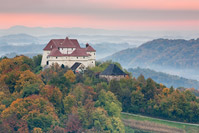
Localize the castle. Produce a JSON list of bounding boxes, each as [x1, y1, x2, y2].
[[41, 37, 96, 69]]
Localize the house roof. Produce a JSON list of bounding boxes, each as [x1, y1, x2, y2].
[[44, 37, 95, 57], [71, 39, 81, 48], [59, 37, 76, 48], [43, 37, 80, 50], [48, 48, 63, 56], [70, 48, 90, 56], [71, 62, 82, 71], [48, 48, 90, 57], [86, 44, 96, 52], [100, 64, 127, 76]]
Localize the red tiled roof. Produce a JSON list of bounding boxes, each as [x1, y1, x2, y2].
[[71, 39, 81, 48], [44, 37, 94, 57], [86, 44, 96, 52], [43, 37, 81, 50], [59, 37, 76, 48], [48, 48, 63, 56], [70, 48, 90, 56], [43, 40, 59, 50]]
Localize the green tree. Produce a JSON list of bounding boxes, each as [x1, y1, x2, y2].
[[95, 90, 122, 117], [142, 78, 157, 100], [63, 94, 77, 114]]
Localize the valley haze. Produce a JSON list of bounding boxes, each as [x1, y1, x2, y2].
[[0, 26, 199, 86]]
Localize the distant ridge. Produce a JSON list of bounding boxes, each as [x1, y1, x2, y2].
[[104, 38, 199, 69], [129, 67, 199, 89]]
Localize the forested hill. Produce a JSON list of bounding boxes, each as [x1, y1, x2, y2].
[[1, 57, 199, 132], [129, 67, 199, 89], [104, 38, 199, 69]]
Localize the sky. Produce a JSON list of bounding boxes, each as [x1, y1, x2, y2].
[[0, 0, 199, 30]]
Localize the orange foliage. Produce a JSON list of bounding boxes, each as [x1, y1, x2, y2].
[[0, 56, 31, 74], [40, 85, 62, 106], [15, 70, 44, 92], [162, 88, 170, 96], [1, 95, 59, 123], [64, 70, 76, 83]]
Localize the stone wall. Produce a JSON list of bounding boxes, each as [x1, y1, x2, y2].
[[99, 75, 126, 81]]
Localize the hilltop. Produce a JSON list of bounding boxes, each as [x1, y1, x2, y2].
[[104, 38, 199, 69]]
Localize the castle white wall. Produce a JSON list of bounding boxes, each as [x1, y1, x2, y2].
[[41, 50, 51, 67], [42, 48, 96, 68], [47, 55, 94, 68], [87, 52, 96, 60]]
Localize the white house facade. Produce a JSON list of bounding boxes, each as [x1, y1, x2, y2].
[[41, 37, 96, 68]]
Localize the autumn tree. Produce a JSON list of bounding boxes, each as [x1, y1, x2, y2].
[[65, 114, 82, 133], [63, 94, 77, 114], [95, 90, 122, 117], [0, 114, 29, 132], [1, 95, 59, 132], [15, 70, 44, 92], [64, 70, 76, 83], [40, 85, 63, 113]]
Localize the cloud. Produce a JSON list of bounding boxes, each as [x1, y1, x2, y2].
[[0, 0, 198, 21], [0, 0, 198, 30]]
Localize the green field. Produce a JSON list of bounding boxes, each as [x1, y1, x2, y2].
[[122, 113, 199, 133]]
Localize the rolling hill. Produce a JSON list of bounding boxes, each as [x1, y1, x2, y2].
[[129, 67, 199, 89], [104, 38, 199, 69]]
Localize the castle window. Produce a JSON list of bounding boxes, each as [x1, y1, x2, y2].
[[56, 57, 58, 59], [62, 48, 63, 50], [58, 48, 60, 50], [77, 57, 78, 59], [94, 53, 95, 55], [72, 48, 73, 50], [83, 57, 85, 59]]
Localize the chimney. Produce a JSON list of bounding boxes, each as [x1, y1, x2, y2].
[[86, 43, 89, 47]]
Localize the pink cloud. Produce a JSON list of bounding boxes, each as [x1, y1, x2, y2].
[[0, 13, 198, 30]]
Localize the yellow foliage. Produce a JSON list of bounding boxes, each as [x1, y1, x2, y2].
[[64, 70, 76, 83], [15, 70, 44, 92], [136, 86, 142, 91], [0, 56, 27, 74], [40, 85, 62, 106], [63, 94, 77, 114], [162, 88, 170, 95], [1, 95, 59, 123], [0, 104, 6, 113], [33, 128, 43, 133], [0, 91, 5, 101], [159, 83, 164, 87]]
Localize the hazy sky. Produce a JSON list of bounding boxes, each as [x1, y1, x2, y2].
[[0, 0, 199, 30]]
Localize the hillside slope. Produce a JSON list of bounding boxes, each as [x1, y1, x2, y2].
[[104, 38, 199, 69], [129, 67, 199, 89]]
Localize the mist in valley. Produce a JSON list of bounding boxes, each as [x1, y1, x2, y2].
[[1, 26, 199, 83]]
